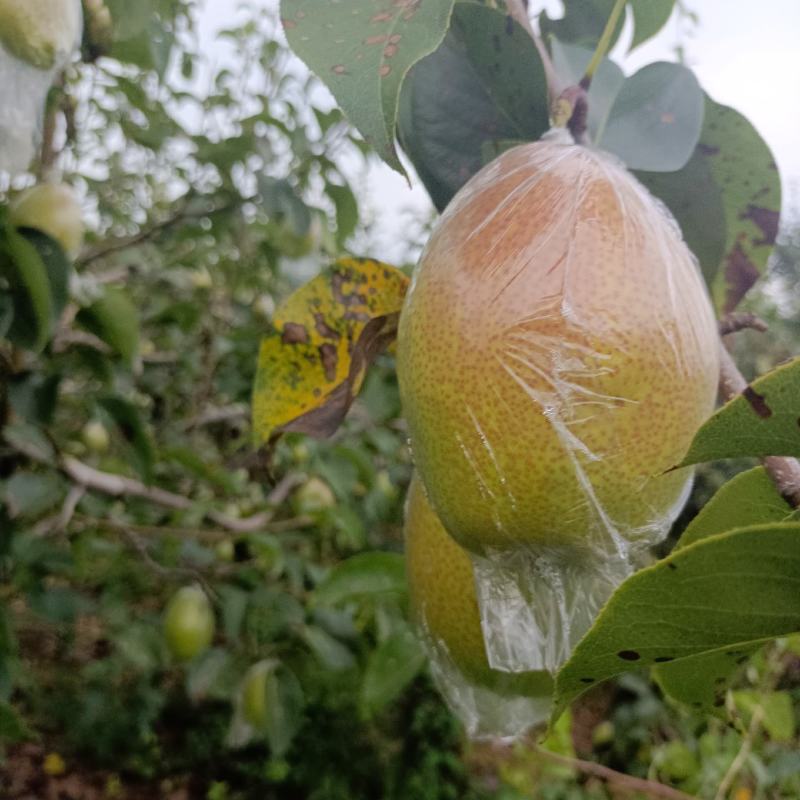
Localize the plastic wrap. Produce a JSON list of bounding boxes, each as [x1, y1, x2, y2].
[[0, 0, 82, 174], [404, 475, 552, 738], [398, 129, 720, 678]]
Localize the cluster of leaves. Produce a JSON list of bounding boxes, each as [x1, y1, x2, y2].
[[273, 0, 800, 779], [0, 3, 481, 798]]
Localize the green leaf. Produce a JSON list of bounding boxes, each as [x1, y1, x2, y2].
[[314, 552, 406, 606], [77, 287, 141, 365], [552, 523, 800, 722], [1, 421, 55, 463], [263, 665, 305, 758], [539, 0, 624, 50], [300, 625, 356, 671], [0, 227, 53, 351], [252, 257, 408, 442], [259, 176, 311, 237], [600, 62, 703, 171], [398, 3, 549, 211], [98, 395, 156, 481], [629, 0, 675, 50], [0, 701, 31, 744], [21, 228, 72, 321], [654, 643, 762, 717], [678, 467, 792, 550], [360, 625, 425, 717], [734, 690, 796, 742], [678, 357, 800, 467], [638, 95, 781, 313], [549, 38, 624, 143], [326, 182, 359, 245], [281, 0, 455, 175], [3, 471, 65, 519]]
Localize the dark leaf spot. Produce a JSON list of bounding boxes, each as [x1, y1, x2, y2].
[[580, 677, 595, 684], [617, 650, 640, 661], [654, 656, 674, 663], [743, 385, 772, 418], [282, 322, 309, 345], [319, 343, 338, 382], [740, 204, 779, 246], [723, 241, 760, 313], [667, 562, 678, 571], [314, 313, 341, 341]]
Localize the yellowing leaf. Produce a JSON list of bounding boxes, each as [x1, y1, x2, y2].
[[252, 257, 409, 442]]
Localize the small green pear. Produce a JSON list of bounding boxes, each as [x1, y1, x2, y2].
[[10, 183, 84, 258], [0, 0, 80, 69], [163, 586, 215, 662]]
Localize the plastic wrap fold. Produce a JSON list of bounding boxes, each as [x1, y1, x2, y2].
[[398, 129, 720, 696]]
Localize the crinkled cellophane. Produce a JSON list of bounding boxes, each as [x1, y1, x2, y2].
[[399, 130, 719, 735]]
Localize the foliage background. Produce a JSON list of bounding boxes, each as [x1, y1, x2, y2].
[[1, 2, 800, 799]]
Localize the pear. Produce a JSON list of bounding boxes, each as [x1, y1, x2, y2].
[[0, 0, 81, 70], [397, 138, 719, 561], [404, 475, 551, 699], [10, 183, 84, 259]]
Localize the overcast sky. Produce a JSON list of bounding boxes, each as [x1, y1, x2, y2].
[[197, 1, 800, 261]]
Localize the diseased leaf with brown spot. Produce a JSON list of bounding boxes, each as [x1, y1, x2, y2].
[[678, 357, 800, 468], [280, 0, 455, 176], [637, 94, 781, 313], [551, 523, 800, 724], [252, 258, 409, 442]]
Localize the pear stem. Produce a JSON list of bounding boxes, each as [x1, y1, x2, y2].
[[582, 0, 627, 88]]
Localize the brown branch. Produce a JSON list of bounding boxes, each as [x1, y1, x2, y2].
[[505, 0, 561, 105], [8, 435, 306, 534], [718, 312, 768, 337], [718, 343, 800, 507], [532, 746, 698, 800]]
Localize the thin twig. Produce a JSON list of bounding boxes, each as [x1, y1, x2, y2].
[[8, 436, 304, 534], [533, 746, 698, 800], [77, 197, 247, 266], [181, 403, 249, 431], [505, 0, 561, 104], [72, 513, 315, 543], [718, 312, 769, 337], [713, 702, 763, 800], [718, 344, 800, 507]]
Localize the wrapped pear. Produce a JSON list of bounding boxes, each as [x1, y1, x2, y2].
[[404, 475, 552, 737], [397, 133, 719, 671]]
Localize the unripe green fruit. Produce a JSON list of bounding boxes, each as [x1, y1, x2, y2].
[[10, 183, 84, 258], [397, 139, 719, 557], [81, 420, 109, 453], [404, 476, 551, 697], [0, 0, 80, 69], [215, 539, 235, 562], [655, 740, 699, 781], [241, 660, 272, 729], [294, 477, 335, 514], [163, 586, 215, 662], [189, 267, 213, 289]]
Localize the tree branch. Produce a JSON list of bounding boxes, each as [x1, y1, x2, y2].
[[532, 746, 698, 800], [9, 435, 307, 535]]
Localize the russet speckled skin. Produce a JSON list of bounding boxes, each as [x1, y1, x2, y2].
[[404, 475, 551, 696], [397, 139, 719, 558]]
